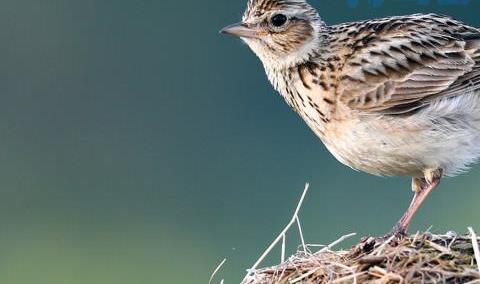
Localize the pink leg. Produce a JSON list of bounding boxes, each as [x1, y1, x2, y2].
[[391, 171, 442, 235]]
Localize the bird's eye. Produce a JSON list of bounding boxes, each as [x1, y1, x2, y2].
[[270, 14, 288, 27]]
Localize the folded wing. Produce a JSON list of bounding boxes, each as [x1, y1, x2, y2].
[[338, 14, 480, 114]]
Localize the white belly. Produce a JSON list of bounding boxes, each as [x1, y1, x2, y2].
[[321, 92, 480, 177]]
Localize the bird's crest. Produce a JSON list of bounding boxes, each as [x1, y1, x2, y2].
[[243, 0, 308, 21]]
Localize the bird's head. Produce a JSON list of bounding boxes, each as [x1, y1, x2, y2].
[[221, 0, 325, 69]]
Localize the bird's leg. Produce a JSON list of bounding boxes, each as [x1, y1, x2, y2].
[[390, 169, 443, 236]]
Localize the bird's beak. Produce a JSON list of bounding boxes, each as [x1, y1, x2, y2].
[[220, 22, 259, 39]]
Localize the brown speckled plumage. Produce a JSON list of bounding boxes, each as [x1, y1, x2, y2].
[[331, 14, 480, 114], [222, 0, 480, 234]]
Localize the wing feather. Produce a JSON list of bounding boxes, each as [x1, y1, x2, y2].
[[337, 14, 480, 114]]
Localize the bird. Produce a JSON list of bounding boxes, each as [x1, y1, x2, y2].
[[221, 0, 480, 236]]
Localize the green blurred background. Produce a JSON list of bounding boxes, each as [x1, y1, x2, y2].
[[0, 0, 479, 283]]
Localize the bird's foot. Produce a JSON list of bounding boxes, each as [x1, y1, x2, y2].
[[358, 229, 405, 254], [387, 223, 409, 239], [375, 228, 406, 246]]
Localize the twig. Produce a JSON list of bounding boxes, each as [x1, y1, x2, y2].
[[209, 258, 227, 284], [289, 267, 320, 283], [426, 239, 454, 255], [333, 271, 367, 283], [281, 234, 286, 263], [425, 225, 434, 234], [318, 233, 357, 254], [411, 231, 420, 246], [306, 244, 326, 248], [276, 267, 288, 284], [468, 227, 480, 273], [375, 234, 396, 256], [325, 261, 358, 284], [296, 216, 307, 255], [243, 183, 310, 279]]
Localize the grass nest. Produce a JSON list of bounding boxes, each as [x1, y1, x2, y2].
[[209, 185, 480, 284], [241, 232, 480, 284]]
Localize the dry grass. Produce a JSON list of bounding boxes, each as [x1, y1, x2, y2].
[[236, 184, 480, 284], [241, 232, 480, 284]]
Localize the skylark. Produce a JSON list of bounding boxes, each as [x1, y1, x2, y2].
[[221, 0, 480, 235]]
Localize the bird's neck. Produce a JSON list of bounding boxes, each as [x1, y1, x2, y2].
[[264, 53, 337, 139]]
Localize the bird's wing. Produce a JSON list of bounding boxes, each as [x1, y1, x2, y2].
[[337, 14, 480, 114]]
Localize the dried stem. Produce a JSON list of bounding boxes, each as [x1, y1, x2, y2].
[[296, 216, 307, 255], [468, 227, 480, 273], [243, 183, 310, 281], [209, 258, 226, 284], [318, 233, 357, 254]]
